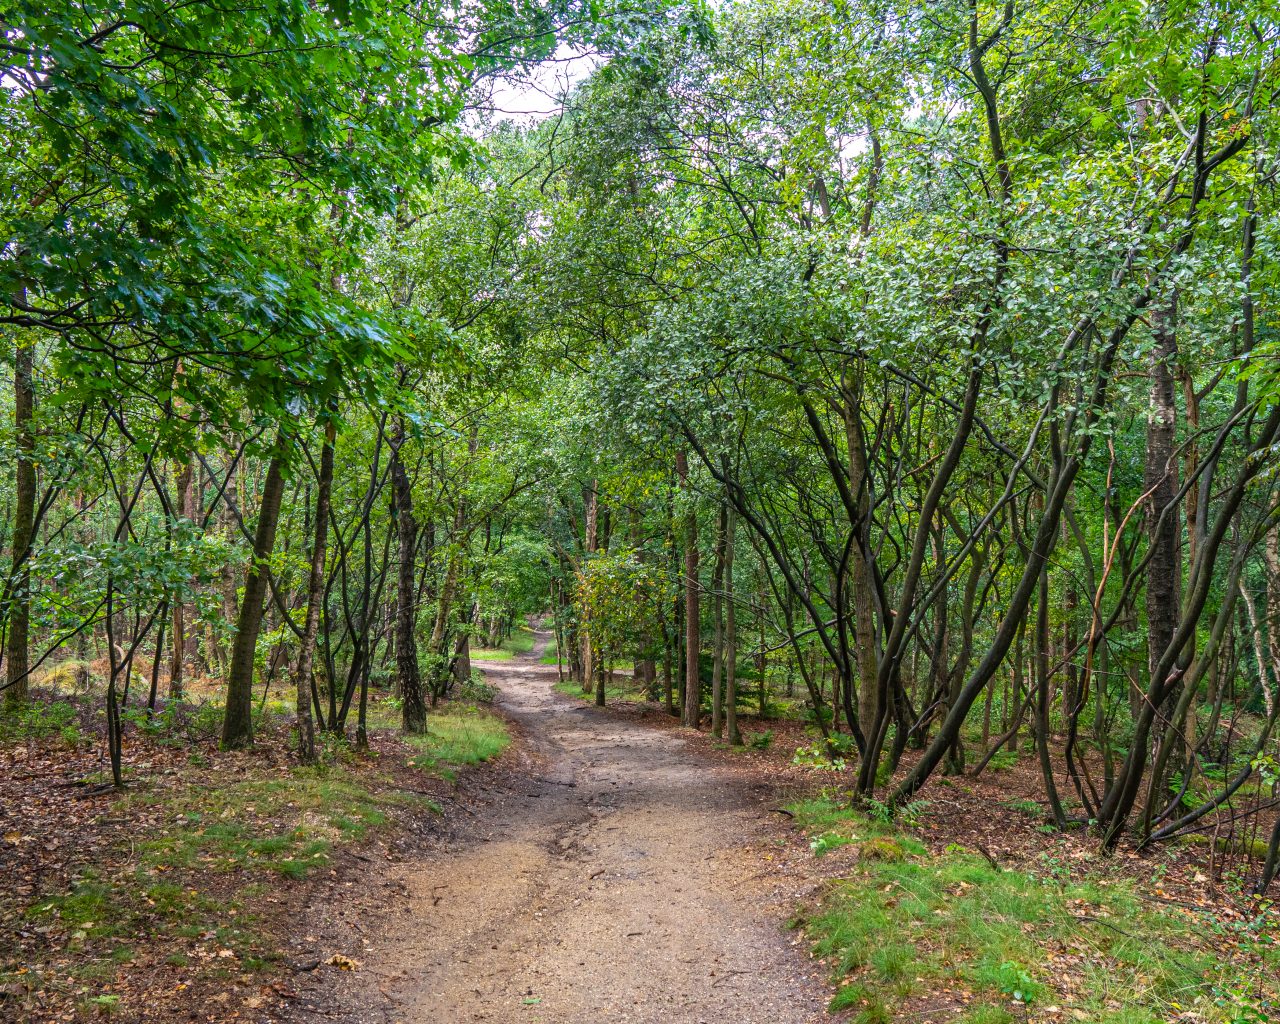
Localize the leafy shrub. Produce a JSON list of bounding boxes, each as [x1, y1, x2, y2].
[[459, 669, 497, 704], [183, 700, 223, 741], [792, 741, 848, 771], [1002, 798, 1043, 820], [748, 729, 774, 750], [986, 750, 1018, 772], [3, 699, 80, 742]]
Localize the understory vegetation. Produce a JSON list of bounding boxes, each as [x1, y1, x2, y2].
[[791, 797, 1279, 1024], [3, 0, 1279, 1019]]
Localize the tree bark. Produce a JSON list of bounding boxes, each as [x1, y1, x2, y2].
[[1141, 295, 1181, 815], [724, 500, 741, 745], [843, 375, 880, 737], [581, 482, 598, 694], [677, 451, 701, 728], [710, 501, 726, 738], [222, 442, 287, 749], [5, 333, 34, 708], [391, 417, 426, 734], [168, 457, 194, 700], [294, 419, 334, 763]]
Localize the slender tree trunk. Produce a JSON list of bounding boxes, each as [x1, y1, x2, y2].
[[581, 482, 598, 694], [147, 606, 167, 712], [1141, 295, 1181, 822], [711, 502, 726, 739], [222, 442, 287, 749], [294, 419, 334, 764], [665, 508, 679, 717], [391, 417, 426, 734], [678, 451, 701, 728], [844, 378, 880, 735], [168, 457, 194, 700], [5, 333, 34, 708], [724, 501, 741, 746], [453, 630, 472, 692], [1035, 567, 1068, 826], [1257, 815, 1280, 895]]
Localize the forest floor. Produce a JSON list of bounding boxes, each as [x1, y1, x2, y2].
[[0, 680, 512, 1023], [285, 632, 830, 1024], [547, 673, 1280, 1023], [5, 637, 1276, 1023]]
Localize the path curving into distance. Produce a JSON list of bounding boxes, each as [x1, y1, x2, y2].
[[291, 632, 828, 1024]]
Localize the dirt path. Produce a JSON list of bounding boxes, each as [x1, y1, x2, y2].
[[288, 633, 828, 1024]]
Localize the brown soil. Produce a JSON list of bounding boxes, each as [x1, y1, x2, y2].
[[285, 634, 831, 1024]]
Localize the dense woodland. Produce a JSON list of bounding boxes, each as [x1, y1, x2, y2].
[[3, 0, 1280, 984]]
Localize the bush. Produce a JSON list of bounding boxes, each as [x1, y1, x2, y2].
[[748, 729, 774, 750], [459, 669, 497, 704], [2, 699, 80, 742]]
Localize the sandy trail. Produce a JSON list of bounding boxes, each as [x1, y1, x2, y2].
[[290, 633, 827, 1024]]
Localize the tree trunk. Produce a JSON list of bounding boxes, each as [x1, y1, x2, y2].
[[1257, 814, 1280, 895], [1141, 295, 1181, 824], [221, 442, 287, 749], [677, 451, 701, 728], [168, 457, 194, 700], [844, 378, 880, 736], [581, 482, 598, 694], [1035, 567, 1068, 826], [710, 501, 726, 738], [724, 501, 741, 745], [391, 417, 426, 734], [294, 419, 334, 764], [453, 631, 472, 692], [5, 332, 35, 708]]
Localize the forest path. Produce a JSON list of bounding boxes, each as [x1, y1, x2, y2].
[[290, 631, 828, 1024]]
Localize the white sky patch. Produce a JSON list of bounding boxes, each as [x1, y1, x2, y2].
[[476, 44, 601, 124]]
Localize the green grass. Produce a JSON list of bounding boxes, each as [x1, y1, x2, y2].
[[405, 705, 510, 775], [788, 796, 1279, 1023], [472, 625, 537, 661], [0, 697, 83, 745], [24, 871, 267, 984], [18, 757, 445, 991], [553, 676, 645, 704], [538, 637, 634, 672], [127, 766, 420, 878], [11, 705, 503, 1002]]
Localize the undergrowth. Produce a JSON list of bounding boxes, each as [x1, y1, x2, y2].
[[15, 750, 445, 996], [471, 625, 538, 661], [788, 796, 1279, 1024], [405, 704, 510, 778], [128, 766, 424, 878]]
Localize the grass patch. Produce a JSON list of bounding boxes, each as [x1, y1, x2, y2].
[[539, 640, 634, 672], [26, 873, 266, 983], [21, 760, 434, 988], [127, 766, 416, 879], [405, 705, 510, 775], [553, 676, 646, 704], [0, 696, 84, 746], [788, 796, 1279, 1023], [472, 625, 537, 661], [537, 640, 632, 670]]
